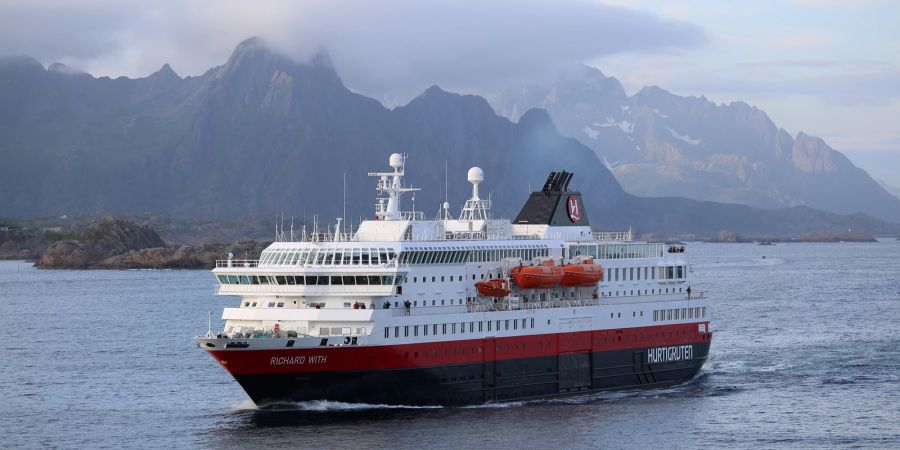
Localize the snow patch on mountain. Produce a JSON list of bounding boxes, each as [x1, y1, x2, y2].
[[666, 126, 701, 145], [593, 117, 633, 134], [583, 125, 600, 140], [652, 108, 669, 118]]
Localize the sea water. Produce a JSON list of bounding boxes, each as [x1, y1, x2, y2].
[[1, 241, 898, 448]]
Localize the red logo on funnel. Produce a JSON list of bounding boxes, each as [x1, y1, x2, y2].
[[567, 195, 581, 223]]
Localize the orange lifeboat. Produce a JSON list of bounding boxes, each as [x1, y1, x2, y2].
[[561, 259, 604, 287], [475, 279, 510, 297], [510, 260, 564, 289]]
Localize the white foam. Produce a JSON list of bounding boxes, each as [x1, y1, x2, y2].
[[256, 400, 442, 411]]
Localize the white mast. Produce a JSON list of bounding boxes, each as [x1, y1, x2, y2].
[[368, 153, 420, 221], [459, 166, 491, 221]]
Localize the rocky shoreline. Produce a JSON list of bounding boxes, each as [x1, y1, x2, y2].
[[3, 217, 268, 269], [706, 230, 878, 243]]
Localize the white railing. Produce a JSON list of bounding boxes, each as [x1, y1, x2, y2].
[[214, 284, 396, 296], [594, 230, 634, 241], [216, 259, 259, 268]]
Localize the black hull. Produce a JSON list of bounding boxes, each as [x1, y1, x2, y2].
[[235, 341, 711, 406]]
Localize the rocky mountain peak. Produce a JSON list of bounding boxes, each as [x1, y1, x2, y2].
[[149, 63, 180, 81], [791, 131, 837, 173]]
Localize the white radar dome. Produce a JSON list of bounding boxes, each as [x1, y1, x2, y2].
[[389, 153, 403, 168], [467, 167, 484, 184]]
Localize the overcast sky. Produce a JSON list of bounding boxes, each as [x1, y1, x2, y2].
[[1, 0, 898, 182]]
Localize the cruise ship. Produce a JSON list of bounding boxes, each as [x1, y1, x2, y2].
[[196, 154, 712, 406]]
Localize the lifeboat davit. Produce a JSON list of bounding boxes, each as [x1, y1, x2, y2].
[[561, 260, 604, 287], [475, 279, 510, 297], [510, 260, 564, 289]]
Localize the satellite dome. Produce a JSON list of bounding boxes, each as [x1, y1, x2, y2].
[[467, 167, 484, 184], [389, 153, 403, 169]]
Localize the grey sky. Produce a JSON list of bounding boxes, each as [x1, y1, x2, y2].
[[0, 0, 703, 101]]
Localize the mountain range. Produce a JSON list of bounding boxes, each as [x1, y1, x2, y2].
[[1, 37, 899, 237], [492, 65, 900, 223]]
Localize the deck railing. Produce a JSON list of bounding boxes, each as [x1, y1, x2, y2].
[[215, 259, 259, 268]]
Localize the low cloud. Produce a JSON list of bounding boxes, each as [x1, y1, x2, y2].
[[0, 0, 705, 101]]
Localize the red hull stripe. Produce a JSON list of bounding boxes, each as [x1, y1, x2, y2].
[[208, 322, 711, 376]]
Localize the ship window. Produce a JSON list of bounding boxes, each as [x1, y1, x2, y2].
[[423, 325, 428, 336], [394, 326, 399, 338], [385, 327, 389, 338], [441, 300, 445, 305], [243, 302, 249, 307], [404, 326, 409, 337], [277, 302, 284, 307], [488, 321, 492, 332], [667, 310, 673, 320], [702, 307, 707, 317], [470, 322, 475, 333], [505, 320, 509, 330], [413, 277, 417, 283], [368, 276, 381, 285], [496, 320, 500, 331], [432, 276, 436, 282], [217, 275, 227, 284], [434, 324, 439, 335], [452, 323, 456, 334], [443, 324, 447, 334], [267, 302, 274, 307], [479, 321, 483, 332]]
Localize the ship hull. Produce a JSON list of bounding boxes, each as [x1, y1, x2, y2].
[[210, 332, 711, 406]]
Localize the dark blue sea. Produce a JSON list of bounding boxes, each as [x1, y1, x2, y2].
[[2, 241, 899, 448]]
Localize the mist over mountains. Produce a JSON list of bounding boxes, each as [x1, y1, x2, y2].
[[1, 37, 898, 237]]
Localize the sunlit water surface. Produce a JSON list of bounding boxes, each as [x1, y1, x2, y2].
[[1, 241, 898, 448]]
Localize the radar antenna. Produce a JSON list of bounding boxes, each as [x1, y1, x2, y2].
[[368, 153, 420, 221]]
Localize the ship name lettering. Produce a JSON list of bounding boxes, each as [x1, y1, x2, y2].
[[646, 345, 693, 364], [270, 355, 328, 366]]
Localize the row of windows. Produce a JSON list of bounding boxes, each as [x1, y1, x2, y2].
[[604, 287, 683, 297], [217, 274, 400, 286], [398, 246, 549, 265], [385, 318, 537, 339], [242, 301, 285, 308], [604, 265, 686, 283], [260, 248, 397, 267], [653, 307, 706, 322], [570, 242, 665, 260]]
